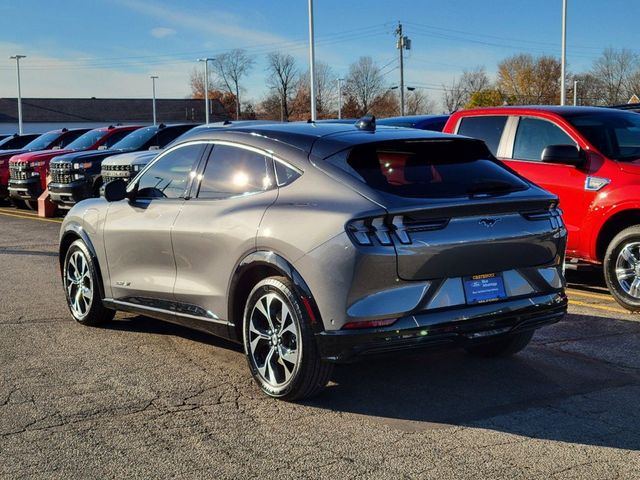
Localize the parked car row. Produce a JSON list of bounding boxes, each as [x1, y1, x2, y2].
[[0, 123, 200, 210]]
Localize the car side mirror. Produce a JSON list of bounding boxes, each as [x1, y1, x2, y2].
[[541, 144, 585, 166], [103, 179, 127, 202]]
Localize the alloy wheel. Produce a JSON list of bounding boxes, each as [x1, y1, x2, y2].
[[65, 250, 93, 318], [248, 292, 300, 388], [615, 241, 640, 298]]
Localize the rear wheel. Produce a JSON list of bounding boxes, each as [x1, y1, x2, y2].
[[63, 239, 114, 326], [465, 330, 534, 358], [604, 225, 640, 311], [243, 276, 332, 400]]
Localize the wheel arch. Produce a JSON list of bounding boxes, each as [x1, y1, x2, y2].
[[227, 250, 323, 342], [59, 223, 107, 300], [595, 209, 640, 262]]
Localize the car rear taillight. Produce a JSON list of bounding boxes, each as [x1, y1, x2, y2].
[[346, 215, 448, 247], [342, 318, 397, 329]]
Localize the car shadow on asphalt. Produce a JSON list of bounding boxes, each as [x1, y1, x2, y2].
[[103, 311, 640, 451]]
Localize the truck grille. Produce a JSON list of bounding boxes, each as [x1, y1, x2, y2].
[[50, 162, 73, 184], [9, 164, 34, 180], [102, 164, 134, 183]]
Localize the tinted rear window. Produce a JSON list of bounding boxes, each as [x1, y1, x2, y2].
[[457, 116, 508, 155], [326, 139, 529, 199]]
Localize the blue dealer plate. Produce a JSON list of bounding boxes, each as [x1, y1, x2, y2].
[[463, 273, 507, 304]]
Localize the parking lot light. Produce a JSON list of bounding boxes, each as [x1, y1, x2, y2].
[[197, 58, 213, 124], [9, 54, 26, 135], [150, 75, 158, 126]]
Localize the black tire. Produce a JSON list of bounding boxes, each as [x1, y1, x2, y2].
[[62, 239, 115, 326], [243, 276, 332, 400], [603, 226, 640, 312], [25, 199, 38, 210], [464, 330, 534, 358], [10, 197, 28, 209]]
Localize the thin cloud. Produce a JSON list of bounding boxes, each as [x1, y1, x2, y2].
[[150, 27, 176, 39]]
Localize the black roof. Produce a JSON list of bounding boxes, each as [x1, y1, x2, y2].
[[0, 98, 228, 123], [180, 120, 464, 160]]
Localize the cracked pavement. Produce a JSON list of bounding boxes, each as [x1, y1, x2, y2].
[[1, 214, 639, 479]]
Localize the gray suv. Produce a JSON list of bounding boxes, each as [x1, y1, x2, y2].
[[59, 119, 568, 400]]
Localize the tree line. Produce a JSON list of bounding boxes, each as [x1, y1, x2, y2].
[[190, 47, 640, 121]]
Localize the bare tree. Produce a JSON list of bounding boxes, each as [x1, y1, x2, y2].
[[345, 56, 386, 116], [266, 52, 298, 121], [295, 62, 338, 119], [442, 66, 491, 111], [210, 49, 254, 120], [497, 54, 561, 104], [405, 89, 436, 115], [591, 48, 639, 104]]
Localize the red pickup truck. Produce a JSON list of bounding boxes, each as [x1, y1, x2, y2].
[[444, 106, 640, 310]]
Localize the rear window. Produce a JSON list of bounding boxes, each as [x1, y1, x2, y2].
[[456, 116, 508, 155], [326, 139, 529, 199]]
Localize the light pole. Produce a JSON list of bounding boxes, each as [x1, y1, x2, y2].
[[308, 0, 317, 121], [150, 75, 158, 125], [197, 58, 213, 124], [560, 0, 567, 105], [10, 55, 26, 134], [573, 80, 578, 106], [337, 78, 343, 119]]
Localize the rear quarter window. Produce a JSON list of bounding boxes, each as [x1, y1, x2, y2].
[[456, 116, 508, 156], [326, 139, 529, 199]]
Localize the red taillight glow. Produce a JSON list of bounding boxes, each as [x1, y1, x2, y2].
[[342, 318, 397, 329]]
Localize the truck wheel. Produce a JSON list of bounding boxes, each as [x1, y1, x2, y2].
[[243, 276, 333, 400], [25, 200, 38, 210], [465, 330, 534, 358], [604, 226, 640, 311], [63, 239, 115, 326], [10, 198, 27, 209]]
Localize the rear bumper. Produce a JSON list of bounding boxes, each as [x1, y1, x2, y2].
[[49, 180, 91, 207], [315, 291, 567, 362], [8, 178, 42, 201]]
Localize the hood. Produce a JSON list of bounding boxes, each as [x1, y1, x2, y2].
[[9, 148, 73, 163], [52, 147, 133, 164], [0, 148, 31, 160], [102, 150, 159, 167]]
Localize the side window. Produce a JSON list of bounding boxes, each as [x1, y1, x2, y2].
[[104, 130, 132, 148], [157, 126, 193, 148], [457, 116, 507, 156], [136, 144, 204, 199], [197, 144, 273, 199], [513, 117, 576, 161], [274, 160, 301, 186], [58, 131, 86, 148]]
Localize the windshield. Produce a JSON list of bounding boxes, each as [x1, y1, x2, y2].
[[110, 127, 156, 150], [64, 129, 105, 150], [563, 110, 640, 161], [327, 139, 529, 198], [23, 131, 61, 151]]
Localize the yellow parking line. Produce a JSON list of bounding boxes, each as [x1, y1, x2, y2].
[[566, 289, 613, 301], [0, 210, 62, 224], [0, 207, 39, 216], [569, 299, 628, 315]]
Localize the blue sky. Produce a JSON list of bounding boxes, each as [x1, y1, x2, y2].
[[0, 0, 638, 108]]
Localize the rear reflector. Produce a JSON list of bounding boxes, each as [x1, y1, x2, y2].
[[342, 318, 397, 329]]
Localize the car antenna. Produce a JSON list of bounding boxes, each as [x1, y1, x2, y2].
[[355, 115, 376, 132]]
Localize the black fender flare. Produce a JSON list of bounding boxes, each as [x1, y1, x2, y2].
[[59, 223, 107, 300], [227, 250, 324, 334]]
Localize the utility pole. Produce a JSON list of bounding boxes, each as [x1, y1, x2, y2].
[[197, 58, 213, 123], [560, 0, 567, 105], [395, 23, 411, 116], [150, 75, 158, 125], [308, 0, 317, 121], [10, 55, 26, 134], [573, 80, 578, 106], [337, 78, 343, 119]]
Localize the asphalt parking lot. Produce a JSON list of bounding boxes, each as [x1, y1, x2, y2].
[[1, 207, 639, 479]]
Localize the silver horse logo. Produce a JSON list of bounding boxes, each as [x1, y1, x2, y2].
[[479, 218, 500, 228]]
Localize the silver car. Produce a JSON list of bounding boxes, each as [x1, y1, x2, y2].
[[59, 118, 568, 400]]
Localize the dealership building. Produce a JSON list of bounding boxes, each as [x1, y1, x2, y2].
[[0, 97, 228, 134]]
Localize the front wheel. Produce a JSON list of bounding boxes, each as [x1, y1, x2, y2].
[[604, 226, 640, 311], [63, 239, 114, 326], [243, 276, 332, 400]]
